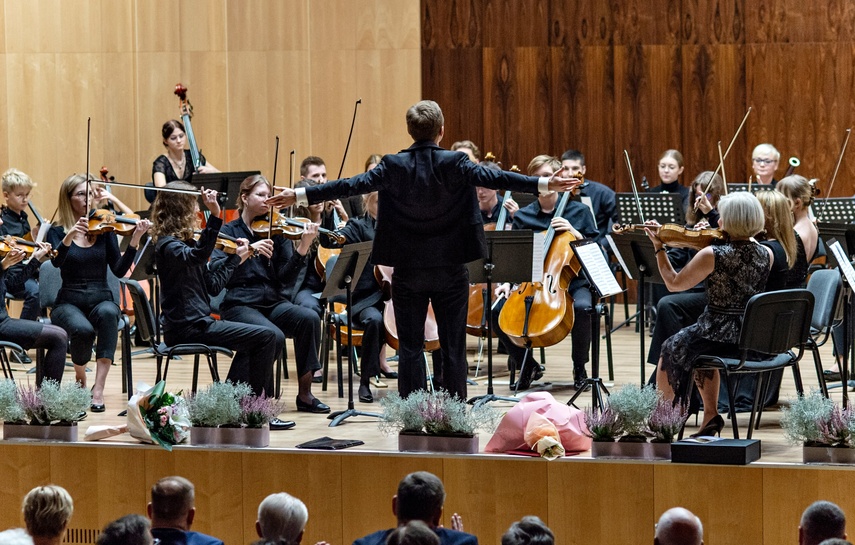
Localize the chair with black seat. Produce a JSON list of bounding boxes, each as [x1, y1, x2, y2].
[[805, 269, 842, 398], [0, 340, 24, 380], [688, 289, 814, 439], [121, 278, 232, 395]]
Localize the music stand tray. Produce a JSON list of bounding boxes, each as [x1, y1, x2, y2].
[[191, 170, 260, 211], [466, 231, 534, 406], [616, 193, 684, 225], [320, 241, 383, 427], [814, 198, 855, 224]]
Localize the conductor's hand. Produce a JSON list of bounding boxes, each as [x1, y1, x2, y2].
[[251, 238, 275, 260], [546, 166, 584, 193], [265, 188, 297, 209], [235, 238, 253, 263], [201, 188, 220, 216]]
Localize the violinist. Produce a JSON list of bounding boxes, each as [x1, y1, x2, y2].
[[0, 169, 41, 330], [152, 183, 287, 412], [751, 143, 780, 187], [265, 101, 579, 400], [331, 191, 398, 403], [775, 175, 818, 288], [0, 224, 65, 386], [646, 149, 690, 211], [646, 192, 773, 437], [686, 172, 725, 229], [476, 160, 518, 225], [210, 175, 329, 415], [290, 179, 329, 320], [493, 155, 599, 391], [47, 174, 151, 413], [300, 156, 348, 230], [149, 120, 219, 202], [560, 149, 619, 245]]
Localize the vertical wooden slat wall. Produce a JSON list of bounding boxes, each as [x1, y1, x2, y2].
[[422, 0, 855, 195], [0, 0, 420, 213]]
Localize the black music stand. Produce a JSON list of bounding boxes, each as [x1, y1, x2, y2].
[[566, 239, 623, 413], [814, 198, 855, 223], [616, 193, 684, 225], [466, 231, 534, 407], [609, 231, 667, 385], [321, 241, 383, 427], [191, 170, 260, 211], [827, 239, 855, 404], [819, 223, 855, 269], [726, 183, 770, 193], [129, 237, 159, 353]]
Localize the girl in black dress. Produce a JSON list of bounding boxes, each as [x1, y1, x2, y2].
[[148, 120, 219, 203]]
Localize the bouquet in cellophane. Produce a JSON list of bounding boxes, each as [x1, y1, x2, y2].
[[128, 381, 190, 451]]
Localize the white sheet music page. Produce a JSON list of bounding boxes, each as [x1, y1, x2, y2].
[[531, 232, 545, 282], [605, 234, 632, 280], [574, 242, 623, 298], [830, 241, 855, 287]]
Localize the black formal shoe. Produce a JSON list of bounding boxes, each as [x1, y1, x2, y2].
[[824, 370, 843, 382], [379, 370, 398, 379], [311, 374, 323, 383], [269, 417, 296, 431], [76, 411, 87, 421], [510, 364, 537, 391], [12, 350, 31, 364], [90, 403, 106, 413], [573, 367, 590, 391], [358, 384, 374, 403], [295, 396, 331, 414], [690, 415, 725, 438]]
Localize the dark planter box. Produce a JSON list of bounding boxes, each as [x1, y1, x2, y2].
[[671, 439, 761, 465]]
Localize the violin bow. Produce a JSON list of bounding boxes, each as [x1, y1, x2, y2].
[[269, 136, 280, 241], [85, 117, 92, 215], [623, 150, 645, 224], [817, 127, 852, 222], [337, 98, 362, 179], [702, 107, 752, 199], [288, 149, 296, 218], [717, 141, 728, 195]]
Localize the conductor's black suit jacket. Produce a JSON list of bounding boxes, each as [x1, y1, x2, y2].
[[302, 140, 543, 268]]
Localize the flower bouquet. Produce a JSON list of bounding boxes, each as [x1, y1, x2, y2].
[[127, 381, 190, 451]]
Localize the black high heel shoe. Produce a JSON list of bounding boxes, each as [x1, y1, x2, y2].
[[379, 369, 398, 379], [690, 415, 724, 438]]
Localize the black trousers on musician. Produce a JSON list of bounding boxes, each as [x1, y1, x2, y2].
[[0, 318, 66, 385], [352, 304, 384, 385], [392, 265, 469, 400], [164, 317, 278, 396]]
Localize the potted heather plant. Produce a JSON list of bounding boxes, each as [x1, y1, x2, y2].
[[585, 384, 685, 460], [0, 379, 90, 441], [781, 391, 855, 464], [379, 390, 500, 453], [188, 381, 283, 448]]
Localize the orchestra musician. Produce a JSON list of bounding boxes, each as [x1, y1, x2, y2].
[[265, 100, 579, 400], [775, 175, 819, 288], [151, 183, 284, 406], [492, 155, 599, 391], [148, 120, 219, 203], [1, 169, 42, 326], [560, 149, 619, 246], [646, 192, 773, 437], [210, 174, 329, 415], [450, 140, 481, 164], [645, 149, 690, 211], [47, 174, 151, 412], [475, 160, 518, 225], [289, 179, 330, 321], [300, 156, 348, 230], [751, 143, 780, 187]]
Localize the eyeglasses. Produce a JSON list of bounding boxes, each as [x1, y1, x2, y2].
[[753, 158, 777, 165], [658, 164, 680, 171]]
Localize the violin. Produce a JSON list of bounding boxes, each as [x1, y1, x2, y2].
[[611, 223, 727, 250], [87, 209, 142, 236], [192, 230, 253, 256], [250, 211, 346, 244], [0, 236, 56, 259]]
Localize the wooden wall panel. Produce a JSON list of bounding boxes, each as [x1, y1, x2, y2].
[[549, 0, 616, 47], [483, 0, 550, 48]]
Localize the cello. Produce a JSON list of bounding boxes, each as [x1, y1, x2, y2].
[[498, 187, 581, 348], [374, 265, 440, 352]]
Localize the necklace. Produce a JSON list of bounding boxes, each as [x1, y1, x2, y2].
[[168, 153, 186, 171]]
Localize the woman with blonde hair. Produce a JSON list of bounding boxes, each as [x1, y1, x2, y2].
[[755, 189, 797, 291], [22, 485, 73, 545], [775, 174, 818, 288]]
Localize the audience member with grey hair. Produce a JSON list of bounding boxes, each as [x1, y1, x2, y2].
[[818, 539, 852, 545], [97, 514, 153, 545], [255, 492, 311, 545], [501, 516, 553, 545], [800, 501, 846, 545], [148, 476, 223, 545], [22, 485, 74, 545], [353, 472, 477, 545], [654, 507, 703, 545]]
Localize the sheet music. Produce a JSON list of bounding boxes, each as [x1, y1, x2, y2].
[[605, 234, 632, 280], [830, 241, 855, 287], [573, 242, 623, 298], [36, 222, 51, 244], [531, 232, 545, 282], [580, 196, 597, 226]]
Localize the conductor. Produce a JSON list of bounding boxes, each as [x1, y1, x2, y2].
[[266, 100, 581, 399]]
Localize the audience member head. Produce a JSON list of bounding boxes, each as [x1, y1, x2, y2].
[[654, 507, 703, 545], [22, 485, 74, 543], [393, 472, 446, 528], [406, 101, 444, 143], [97, 514, 153, 545], [256, 492, 309, 545], [501, 516, 554, 545], [148, 476, 196, 531], [818, 540, 852, 545], [386, 521, 440, 545], [800, 501, 846, 545], [451, 140, 481, 163], [716, 191, 765, 239], [0, 528, 34, 545]]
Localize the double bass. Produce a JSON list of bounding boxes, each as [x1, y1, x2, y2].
[[498, 187, 581, 348]]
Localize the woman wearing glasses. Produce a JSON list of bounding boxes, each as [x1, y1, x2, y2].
[[647, 149, 689, 211], [47, 174, 151, 412], [751, 143, 780, 187]]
